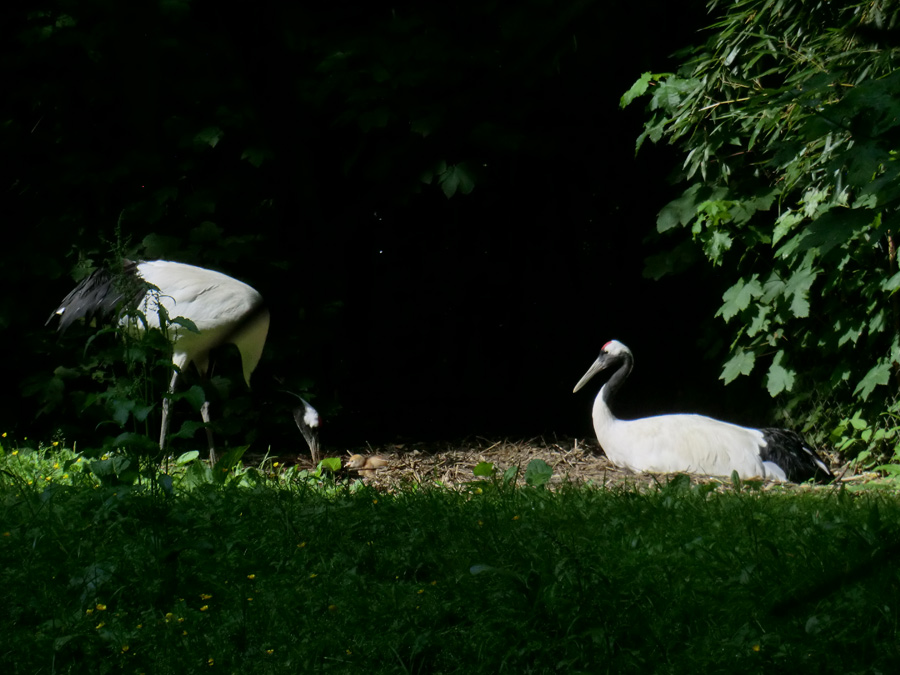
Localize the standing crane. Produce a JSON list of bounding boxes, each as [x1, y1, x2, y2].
[[48, 259, 320, 464], [573, 340, 832, 482]]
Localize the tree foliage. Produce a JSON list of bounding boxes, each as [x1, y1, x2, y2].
[[625, 0, 900, 462]]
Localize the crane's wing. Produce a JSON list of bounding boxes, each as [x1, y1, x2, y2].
[[48, 260, 146, 332]]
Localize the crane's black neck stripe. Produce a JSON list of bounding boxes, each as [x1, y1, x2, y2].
[[601, 351, 634, 406]]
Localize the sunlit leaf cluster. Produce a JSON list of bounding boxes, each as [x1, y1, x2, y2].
[[625, 0, 900, 460]]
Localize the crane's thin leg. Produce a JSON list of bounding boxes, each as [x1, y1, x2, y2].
[[200, 399, 216, 465], [160, 370, 179, 451]]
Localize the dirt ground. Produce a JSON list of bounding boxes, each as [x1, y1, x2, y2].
[[299, 437, 851, 491]]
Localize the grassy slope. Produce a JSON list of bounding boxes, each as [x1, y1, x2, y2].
[[1, 453, 898, 673]]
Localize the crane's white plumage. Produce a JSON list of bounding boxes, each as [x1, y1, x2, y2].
[[133, 260, 269, 388], [49, 260, 320, 464], [574, 340, 831, 482]]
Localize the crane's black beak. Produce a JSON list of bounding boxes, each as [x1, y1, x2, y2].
[[292, 398, 321, 465], [573, 355, 611, 393]]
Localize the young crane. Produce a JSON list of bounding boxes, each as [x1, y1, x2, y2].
[[49, 260, 320, 464], [573, 340, 832, 482]]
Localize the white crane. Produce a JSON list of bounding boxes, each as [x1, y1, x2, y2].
[[573, 340, 832, 482], [49, 259, 320, 464]]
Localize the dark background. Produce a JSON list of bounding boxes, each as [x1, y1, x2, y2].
[[1, 1, 771, 454]]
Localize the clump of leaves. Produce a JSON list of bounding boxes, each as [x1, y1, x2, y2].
[[623, 0, 900, 463]]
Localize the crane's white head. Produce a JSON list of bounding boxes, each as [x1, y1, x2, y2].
[[572, 340, 632, 393], [292, 398, 321, 465]]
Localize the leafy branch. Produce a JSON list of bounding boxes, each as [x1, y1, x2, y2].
[[624, 0, 900, 461]]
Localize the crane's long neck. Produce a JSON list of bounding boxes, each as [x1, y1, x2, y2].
[[593, 353, 633, 432]]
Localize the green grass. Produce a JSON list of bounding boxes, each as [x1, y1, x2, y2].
[[1, 445, 899, 674]]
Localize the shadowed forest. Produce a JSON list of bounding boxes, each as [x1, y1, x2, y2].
[[2, 0, 760, 454]]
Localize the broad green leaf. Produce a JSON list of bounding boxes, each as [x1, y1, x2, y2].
[[869, 310, 886, 335], [183, 385, 207, 411], [855, 360, 892, 400], [717, 276, 763, 322], [171, 420, 205, 440], [620, 72, 671, 109], [241, 146, 271, 168], [784, 264, 818, 318], [473, 461, 494, 477], [319, 457, 341, 472], [502, 465, 518, 485], [439, 163, 476, 199], [728, 189, 777, 225], [766, 351, 795, 397], [882, 270, 900, 293], [524, 459, 553, 487], [747, 305, 770, 337], [772, 211, 803, 245], [194, 126, 223, 148], [703, 230, 733, 264], [176, 451, 200, 465], [721, 350, 756, 383], [849, 411, 868, 431], [657, 185, 703, 233], [795, 210, 871, 258]]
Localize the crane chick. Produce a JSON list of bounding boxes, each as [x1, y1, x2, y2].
[[573, 340, 832, 483]]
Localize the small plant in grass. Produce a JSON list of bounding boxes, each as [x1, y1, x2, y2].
[[0, 438, 96, 490], [470, 458, 553, 493], [832, 408, 900, 480]]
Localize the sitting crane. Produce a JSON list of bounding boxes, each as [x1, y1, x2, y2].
[[49, 259, 320, 464], [573, 340, 832, 483]]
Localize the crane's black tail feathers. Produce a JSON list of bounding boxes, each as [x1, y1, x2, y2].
[[760, 428, 833, 484], [47, 260, 146, 332]]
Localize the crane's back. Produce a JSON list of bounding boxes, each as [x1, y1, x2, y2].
[[133, 261, 269, 385]]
